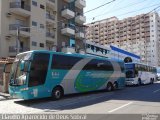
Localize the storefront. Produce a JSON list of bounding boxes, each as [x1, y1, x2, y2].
[[0, 58, 13, 93]]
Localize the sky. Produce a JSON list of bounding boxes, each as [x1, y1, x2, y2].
[[84, 0, 160, 24]]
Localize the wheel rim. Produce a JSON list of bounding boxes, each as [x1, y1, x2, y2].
[[107, 84, 112, 91], [55, 90, 61, 99], [114, 83, 118, 89]]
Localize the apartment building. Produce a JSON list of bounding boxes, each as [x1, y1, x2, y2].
[[85, 12, 160, 66], [57, 0, 86, 53], [0, 0, 86, 58]]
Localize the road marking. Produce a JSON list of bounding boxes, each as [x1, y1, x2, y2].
[[108, 102, 133, 113], [153, 89, 160, 93], [56, 94, 111, 108]]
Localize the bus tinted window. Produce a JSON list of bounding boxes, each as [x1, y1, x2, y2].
[[28, 53, 50, 87], [51, 54, 82, 70], [83, 59, 113, 71], [126, 70, 134, 78]]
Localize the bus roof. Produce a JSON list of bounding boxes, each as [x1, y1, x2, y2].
[[17, 50, 124, 63]]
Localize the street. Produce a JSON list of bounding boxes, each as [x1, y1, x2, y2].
[[0, 82, 160, 114]]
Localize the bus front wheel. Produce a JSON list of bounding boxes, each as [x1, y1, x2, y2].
[[51, 87, 63, 100]]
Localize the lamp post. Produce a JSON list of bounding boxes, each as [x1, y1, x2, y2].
[[16, 26, 20, 54], [82, 25, 89, 54]]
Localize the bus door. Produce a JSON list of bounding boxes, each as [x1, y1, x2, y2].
[[28, 53, 50, 98]]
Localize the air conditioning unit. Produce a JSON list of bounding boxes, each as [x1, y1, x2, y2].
[[6, 12, 12, 17]]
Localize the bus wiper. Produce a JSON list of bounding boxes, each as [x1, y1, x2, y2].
[[9, 84, 20, 86]]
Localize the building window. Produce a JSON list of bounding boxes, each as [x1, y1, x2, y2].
[[32, 1, 37, 6], [40, 4, 45, 9], [32, 41, 37, 46], [32, 21, 37, 26], [40, 24, 44, 29], [40, 43, 44, 48]]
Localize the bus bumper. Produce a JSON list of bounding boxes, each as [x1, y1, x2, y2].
[[9, 87, 30, 100], [125, 81, 137, 86]]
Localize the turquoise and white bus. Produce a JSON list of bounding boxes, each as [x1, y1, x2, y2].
[[9, 50, 125, 100], [125, 62, 157, 86]]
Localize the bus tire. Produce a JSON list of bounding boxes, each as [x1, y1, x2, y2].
[[106, 82, 113, 92], [138, 79, 141, 86], [150, 78, 154, 84], [113, 82, 118, 90], [51, 86, 63, 100]]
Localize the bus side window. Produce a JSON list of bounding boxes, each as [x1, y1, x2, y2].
[[28, 53, 50, 87]]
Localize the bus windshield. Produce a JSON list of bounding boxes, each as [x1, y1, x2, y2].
[[126, 70, 134, 78], [10, 52, 32, 86], [125, 64, 135, 78]]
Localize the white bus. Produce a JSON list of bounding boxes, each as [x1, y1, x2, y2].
[[125, 62, 157, 86]]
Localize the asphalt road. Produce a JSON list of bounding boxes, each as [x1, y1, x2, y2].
[[0, 82, 160, 120]]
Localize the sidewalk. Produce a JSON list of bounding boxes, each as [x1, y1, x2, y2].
[[0, 92, 10, 99]]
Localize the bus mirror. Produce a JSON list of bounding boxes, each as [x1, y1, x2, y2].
[[20, 61, 25, 71]]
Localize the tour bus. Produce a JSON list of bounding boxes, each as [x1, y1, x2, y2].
[[8, 50, 125, 100], [125, 62, 157, 86]]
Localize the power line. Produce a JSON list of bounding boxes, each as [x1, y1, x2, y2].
[[116, 3, 160, 17], [84, 0, 116, 14], [98, 0, 124, 18], [87, 3, 160, 23], [87, 0, 149, 20]]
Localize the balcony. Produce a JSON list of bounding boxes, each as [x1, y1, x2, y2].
[[75, 15, 86, 24], [61, 25, 75, 36], [75, 32, 85, 39], [9, 24, 30, 37], [75, 0, 86, 9], [46, 13, 55, 23], [62, 47, 75, 53], [10, 2, 31, 17], [46, 0, 55, 8], [9, 46, 30, 56], [46, 32, 55, 41], [61, 8, 75, 19]]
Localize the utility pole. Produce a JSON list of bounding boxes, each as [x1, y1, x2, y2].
[[16, 26, 32, 55], [16, 26, 20, 55]]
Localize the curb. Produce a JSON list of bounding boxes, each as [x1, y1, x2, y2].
[[0, 92, 10, 98]]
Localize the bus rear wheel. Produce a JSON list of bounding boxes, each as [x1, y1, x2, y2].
[[150, 78, 154, 84], [138, 79, 141, 86], [113, 82, 118, 90], [106, 82, 113, 92], [51, 87, 63, 100]]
